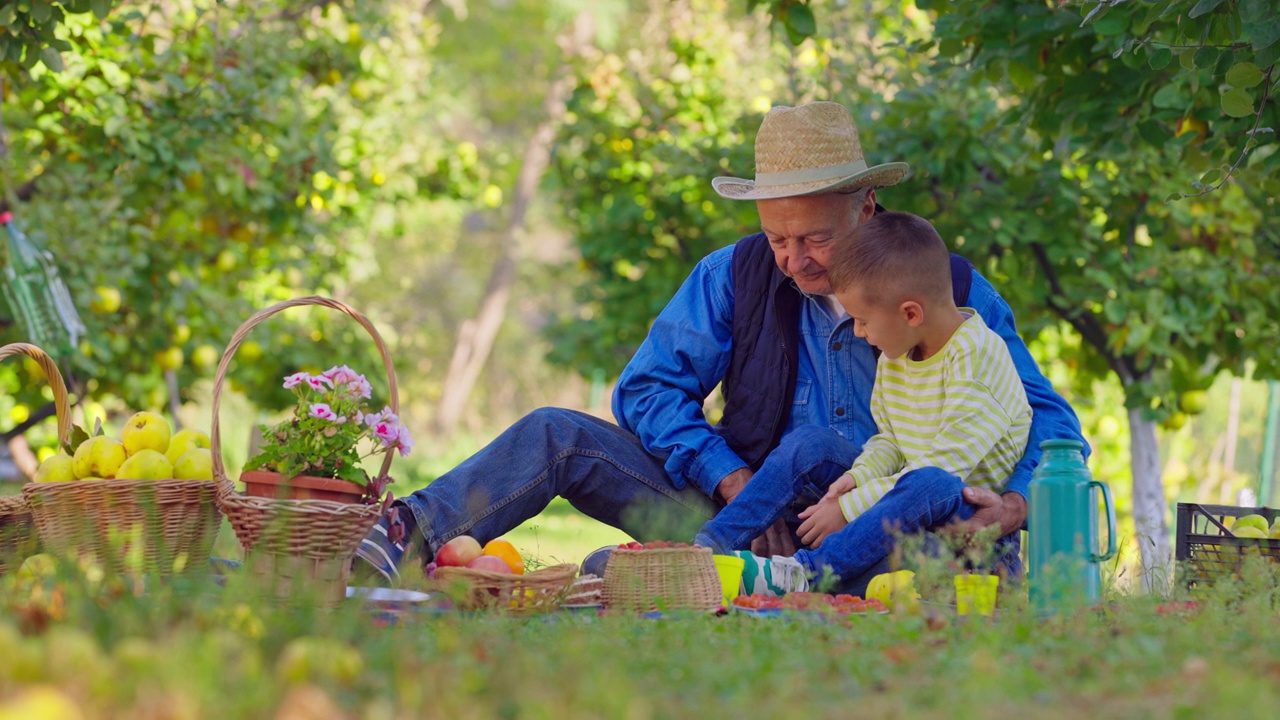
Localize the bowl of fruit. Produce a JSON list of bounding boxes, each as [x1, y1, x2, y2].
[[602, 541, 723, 612], [430, 535, 577, 614]]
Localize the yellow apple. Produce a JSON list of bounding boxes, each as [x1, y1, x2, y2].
[[153, 347, 184, 371], [116, 450, 173, 481], [166, 429, 211, 465], [71, 436, 127, 479], [33, 453, 76, 482], [173, 448, 213, 481], [192, 344, 220, 370], [88, 286, 121, 314], [122, 411, 172, 457]]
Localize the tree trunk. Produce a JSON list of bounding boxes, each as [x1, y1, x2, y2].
[[433, 12, 594, 436], [1128, 406, 1169, 591]]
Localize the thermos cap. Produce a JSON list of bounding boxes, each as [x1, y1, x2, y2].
[[1039, 439, 1083, 452]]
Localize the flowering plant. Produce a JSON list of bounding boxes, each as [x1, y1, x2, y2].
[[244, 365, 413, 502]]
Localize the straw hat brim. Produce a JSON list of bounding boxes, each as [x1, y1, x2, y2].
[[712, 162, 910, 201]]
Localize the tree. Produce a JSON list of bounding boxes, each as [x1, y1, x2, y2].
[[0, 1, 474, 440]]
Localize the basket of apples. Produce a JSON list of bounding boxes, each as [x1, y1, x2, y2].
[[16, 344, 220, 576], [430, 534, 577, 614], [603, 541, 723, 612]]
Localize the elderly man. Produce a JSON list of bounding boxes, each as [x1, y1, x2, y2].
[[357, 101, 1085, 593]]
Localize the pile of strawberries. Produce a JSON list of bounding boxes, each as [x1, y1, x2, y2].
[[734, 592, 888, 615], [615, 541, 693, 550]]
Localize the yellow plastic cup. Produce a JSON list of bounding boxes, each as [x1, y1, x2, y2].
[[954, 574, 999, 617], [712, 554, 745, 606]]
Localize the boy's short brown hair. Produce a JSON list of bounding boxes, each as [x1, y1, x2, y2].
[[827, 211, 953, 308]]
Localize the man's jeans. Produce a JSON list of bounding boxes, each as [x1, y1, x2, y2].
[[399, 410, 1019, 595], [397, 408, 718, 558], [693, 425, 1022, 596]]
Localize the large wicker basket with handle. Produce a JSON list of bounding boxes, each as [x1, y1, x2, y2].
[[13, 343, 221, 576], [603, 546, 723, 611], [212, 296, 393, 606]]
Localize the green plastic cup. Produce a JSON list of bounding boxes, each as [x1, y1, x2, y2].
[[712, 554, 745, 606], [955, 574, 999, 617]]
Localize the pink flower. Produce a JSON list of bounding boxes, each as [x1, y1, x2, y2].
[[323, 365, 373, 399], [283, 372, 310, 389], [372, 419, 400, 445], [395, 425, 414, 457], [309, 403, 338, 421], [364, 407, 398, 429], [305, 375, 334, 391]]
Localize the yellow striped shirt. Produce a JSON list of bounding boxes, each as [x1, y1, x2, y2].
[[838, 310, 1032, 522]]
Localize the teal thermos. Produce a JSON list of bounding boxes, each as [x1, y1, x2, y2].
[[1028, 439, 1117, 611]]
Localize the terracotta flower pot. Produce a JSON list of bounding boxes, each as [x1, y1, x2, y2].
[[241, 470, 367, 504]]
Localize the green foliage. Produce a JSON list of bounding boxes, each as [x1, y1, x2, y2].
[[0, 1, 476, 422], [0, 0, 120, 73], [547, 2, 765, 376]]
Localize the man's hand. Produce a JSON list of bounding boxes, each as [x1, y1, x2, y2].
[[821, 473, 856, 503], [960, 487, 1028, 538], [715, 467, 753, 504], [750, 518, 796, 557], [797, 499, 847, 549]]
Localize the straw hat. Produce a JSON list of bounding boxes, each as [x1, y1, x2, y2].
[[712, 102, 910, 200]]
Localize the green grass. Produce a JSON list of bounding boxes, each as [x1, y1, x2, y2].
[[4, 546, 1280, 718]]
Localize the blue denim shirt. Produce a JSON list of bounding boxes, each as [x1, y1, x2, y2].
[[613, 244, 1087, 501]]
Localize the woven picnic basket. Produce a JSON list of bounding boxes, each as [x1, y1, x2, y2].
[[14, 343, 221, 575], [0, 343, 50, 572], [212, 296, 391, 606], [433, 563, 578, 614], [603, 546, 722, 611]]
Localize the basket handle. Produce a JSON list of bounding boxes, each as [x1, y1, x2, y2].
[[0, 342, 71, 446], [209, 296, 400, 483]]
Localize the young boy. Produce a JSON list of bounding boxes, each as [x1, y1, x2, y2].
[[693, 211, 1032, 596]]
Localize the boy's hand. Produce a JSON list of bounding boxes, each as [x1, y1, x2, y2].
[[797, 499, 848, 549], [821, 473, 856, 502]]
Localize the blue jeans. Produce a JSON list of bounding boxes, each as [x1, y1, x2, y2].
[[797, 466, 1023, 595], [397, 408, 717, 558], [694, 425, 856, 551], [691, 427, 1022, 595]]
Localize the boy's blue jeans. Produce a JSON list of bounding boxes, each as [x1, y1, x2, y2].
[[397, 410, 1019, 595], [694, 424, 1022, 593]]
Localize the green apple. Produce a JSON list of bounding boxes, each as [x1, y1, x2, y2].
[[1179, 390, 1209, 415], [1233, 525, 1267, 539], [1234, 514, 1269, 534]]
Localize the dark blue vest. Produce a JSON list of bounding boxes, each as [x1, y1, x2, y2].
[[716, 233, 974, 470]]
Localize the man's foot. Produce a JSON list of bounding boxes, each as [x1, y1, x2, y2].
[[580, 545, 614, 578], [353, 512, 410, 585], [733, 551, 809, 596]]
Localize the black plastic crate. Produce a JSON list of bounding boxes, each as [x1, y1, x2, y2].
[[1175, 502, 1280, 589]]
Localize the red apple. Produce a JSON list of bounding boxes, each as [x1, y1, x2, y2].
[[466, 556, 512, 574], [435, 535, 483, 567]]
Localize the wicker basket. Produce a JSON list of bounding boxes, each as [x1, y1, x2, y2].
[[603, 546, 723, 611], [212, 296, 395, 606], [433, 563, 578, 613], [0, 493, 35, 574], [6, 342, 222, 576], [0, 343, 62, 573]]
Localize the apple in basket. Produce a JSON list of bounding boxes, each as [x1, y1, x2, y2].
[[466, 556, 512, 574], [435, 535, 483, 567]]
